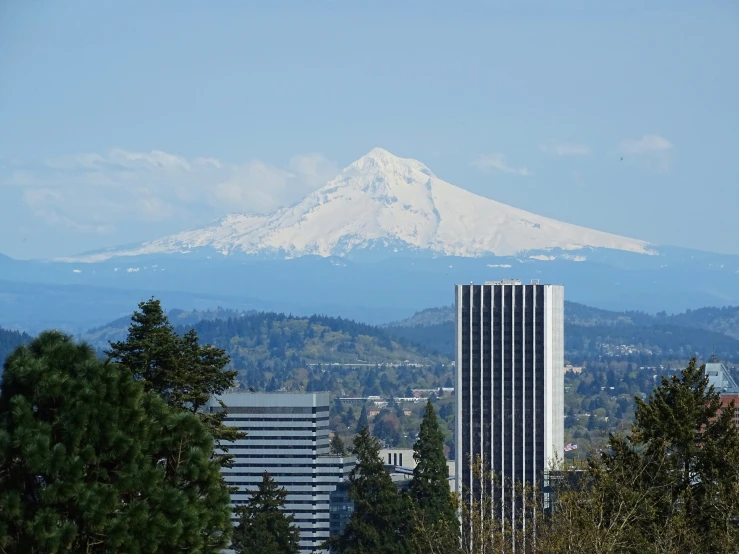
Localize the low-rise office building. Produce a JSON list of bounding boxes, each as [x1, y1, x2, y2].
[[211, 391, 354, 554], [380, 447, 456, 492]]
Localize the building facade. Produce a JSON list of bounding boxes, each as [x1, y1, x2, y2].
[[455, 281, 564, 519], [705, 355, 739, 428], [211, 392, 354, 554], [380, 447, 456, 492]]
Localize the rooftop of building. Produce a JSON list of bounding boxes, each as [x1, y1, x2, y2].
[[210, 389, 330, 408], [705, 355, 739, 395], [457, 279, 563, 286]]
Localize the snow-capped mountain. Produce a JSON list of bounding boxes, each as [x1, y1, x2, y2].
[[65, 148, 653, 262]]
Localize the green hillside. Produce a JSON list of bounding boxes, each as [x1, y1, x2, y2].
[[386, 302, 739, 364], [87, 301, 739, 457], [184, 312, 448, 392], [81, 307, 254, 350], [0, 327, 33, 370], [661, 305, 739, 339]]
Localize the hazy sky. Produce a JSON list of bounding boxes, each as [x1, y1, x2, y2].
[[1, 1, 738, 259]]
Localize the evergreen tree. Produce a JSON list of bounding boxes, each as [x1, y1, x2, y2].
[[409, 401, 458, 547], [330, 427, 411, 554], [331, 434, 347, 455], [628, 357, 739, 551], [356, 404, 369, 433], [0, 331, 232, 553], [231, 472, 300, 554], [541, 358, 739, 553], [106, 298, 244, 464]]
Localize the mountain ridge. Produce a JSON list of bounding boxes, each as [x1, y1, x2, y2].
[[60, 148, 653, 263]]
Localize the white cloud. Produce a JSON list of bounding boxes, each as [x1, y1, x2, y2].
[[3, 148, 339, 233], [619, 134, 673, 155], [473, 153, 533, 176], [539, 142, 590, 156], [619, 134, 673, 171]]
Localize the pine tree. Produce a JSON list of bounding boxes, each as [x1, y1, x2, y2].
[[540, 358, 739, 553], [356, 404, 369, 433], [0, 331, 232, 553], [331, 434, 347, 455], [629, 357, 739, 551], [106, 298, 244, 464], [330, 427, 411, 554], [409, 401, 458, 548], [231, 472, 300, 554]]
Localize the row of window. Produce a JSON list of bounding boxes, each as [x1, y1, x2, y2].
[[225, 416, 329, 422], [214, 406, 329, 414]]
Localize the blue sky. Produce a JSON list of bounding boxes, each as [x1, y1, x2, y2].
[[1, 0, 737, 259]]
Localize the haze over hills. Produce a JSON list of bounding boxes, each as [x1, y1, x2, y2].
[[63, 148, 652, 263]]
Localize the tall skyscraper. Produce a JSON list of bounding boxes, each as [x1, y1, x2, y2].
[[455, 280, 564, 518], [211, 391, 354, 554]]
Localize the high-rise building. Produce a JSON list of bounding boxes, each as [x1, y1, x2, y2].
[[455, 280, 564, 518], [211, 392, 354, 554]]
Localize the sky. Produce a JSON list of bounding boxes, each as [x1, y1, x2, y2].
[[1, 0, 738, 259]]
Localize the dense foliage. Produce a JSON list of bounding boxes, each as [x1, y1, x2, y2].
[[186, 312, 444, 391], [330, 427, 413, 554], [332, 407, 459, 554], [411, 359, 739, 553], [409, 402, 458, 546], [542, 358, 739, 553], [0, 331, 232, 553], [231, 472, 300, 554], [0, 326, 32, 370], [106, 298, 244, 465]]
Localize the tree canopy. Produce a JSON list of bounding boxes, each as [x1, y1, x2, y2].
[[106, 298, 243, 464], [231, 472, 300, 554], [0, 331, 232, 553], [409, 401, 458, 547], [330, 427, 411, 554], [540, 358, 739, 553]]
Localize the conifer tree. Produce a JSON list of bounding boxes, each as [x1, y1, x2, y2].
[[540, 358, 739, 553], [331, 433, 347, 455], [231, 472, 300, 554], [409, 401, 458, 547], [106, 298, 244, 464], [330, 427, 411, 554], [356, 404, 369, 434], [0, 331, 232, 553], [628, 357, 739, 551]]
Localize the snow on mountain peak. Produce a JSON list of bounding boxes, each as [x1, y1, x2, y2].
[[347, 147, 434, 176], [62, 148, 653, 262]]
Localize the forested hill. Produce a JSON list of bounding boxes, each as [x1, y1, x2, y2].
[[81, 307, 254, 350], [386, 302, 739, 365], [390, 301, 739, 334], [0, 327, 33, 369], [182, 312, 448, 391]]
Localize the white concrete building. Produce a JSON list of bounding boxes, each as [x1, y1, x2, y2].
[[380, 447, 456, 492], [211, 392, 354, 554]]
